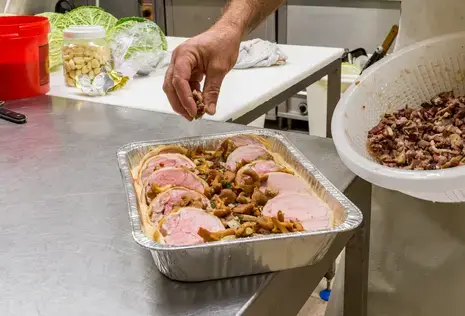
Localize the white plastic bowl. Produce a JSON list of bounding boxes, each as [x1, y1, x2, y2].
[[332, 31, 465, 203]]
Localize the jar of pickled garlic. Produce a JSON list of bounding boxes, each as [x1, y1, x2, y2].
[[62, 26, 110, 87]]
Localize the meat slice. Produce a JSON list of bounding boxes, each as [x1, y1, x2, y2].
[[157, 207, 224, 245], [151, 145, 188, 156], [235, 160, 283, 185], [263, 193, 332, 231], [228, 135, 266, 148], [260, 172, 310, 195], [138, 153, 195, 185], [225, 145, 273, 171], [144, 167, 208, 203], [148, 187, 210, 224]]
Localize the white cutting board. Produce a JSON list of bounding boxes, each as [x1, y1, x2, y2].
[[48, 37, 344, 122]]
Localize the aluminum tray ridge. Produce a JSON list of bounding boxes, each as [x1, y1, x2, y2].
[[117, 129, 362, 281]]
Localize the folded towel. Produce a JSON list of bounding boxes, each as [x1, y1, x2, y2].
[[234, 39, 287, 69]]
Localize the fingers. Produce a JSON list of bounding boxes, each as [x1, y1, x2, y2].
[[189, 70, 203, 92], [163, 61, 192, 121], [172, 58, 198, 118], [203, 65, 228, 115]]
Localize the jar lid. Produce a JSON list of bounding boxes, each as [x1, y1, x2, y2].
[[64, 25, 106, 39]]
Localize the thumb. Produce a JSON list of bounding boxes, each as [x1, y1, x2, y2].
[[203, 69, 226, 115]]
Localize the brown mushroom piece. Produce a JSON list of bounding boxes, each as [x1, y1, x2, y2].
[[223, 170, 236, 182], [207, 170, 223, 193], [251, 187, 269, 206], [217, 139, 237, 159], [238, 169, 261, 193], [291, 221, 305, 232], [237, 192, 251, 204], [235, 222, 257, 237], [198, 227, 236, 242], [265, 188, 279, 198], [232, 203, 254, 215], [193, 90, 206, 119], [213, 208, 232, 218], [219, 189, 237, 205]]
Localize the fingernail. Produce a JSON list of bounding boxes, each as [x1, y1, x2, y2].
[[208, 104, 217, 115]]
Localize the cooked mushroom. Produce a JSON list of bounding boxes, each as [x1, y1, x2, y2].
[[265, 188, 279, 198], [213, 208, 232, 218], [218, 189, 237, 205], [252, 187, 269, 206], [207, 170, 223, 193], [237, 192, 251, 204], [223, 170, 236, 182], [235, 222, 257, 237], [198, 227, 235, 242], [232, 203, 254, 214], [193, 90, 206, 119]]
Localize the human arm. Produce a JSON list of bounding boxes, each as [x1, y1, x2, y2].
[[163, 0, 286, 120]]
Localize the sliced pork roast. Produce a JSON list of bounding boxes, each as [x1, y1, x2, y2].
[[228, 135, 266, 147], [226, 145, 273, 171], [260, 172, 310, 195], [157, 207, 224, 245], [235, 160, 283, 185], [150, 145, 188, 156], [148, 187, 210, 224], [144, 167, 208, 203], [139, 145, 188, 168], [138, 153, 195, 185], [263, 193, 332, 231]]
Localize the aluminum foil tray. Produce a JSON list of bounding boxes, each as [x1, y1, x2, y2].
[[117, 129, 362, 282]]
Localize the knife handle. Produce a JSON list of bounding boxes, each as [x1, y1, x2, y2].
[[0, 108, 27, 124]]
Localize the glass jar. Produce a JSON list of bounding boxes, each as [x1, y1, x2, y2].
[[62, 25, 110, 87]]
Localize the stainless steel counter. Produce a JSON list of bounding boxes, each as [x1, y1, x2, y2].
[[0, 96, 364, 316]]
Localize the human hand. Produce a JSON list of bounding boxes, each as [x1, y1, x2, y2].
[[163, 25, 241, 120]]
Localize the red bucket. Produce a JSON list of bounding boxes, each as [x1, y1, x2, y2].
[[0, 16, 50, 101]]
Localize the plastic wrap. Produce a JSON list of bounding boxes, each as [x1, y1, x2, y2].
[[110, 22, 170, 78]]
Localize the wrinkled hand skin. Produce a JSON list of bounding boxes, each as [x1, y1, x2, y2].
[[163, 25, 241, 121]]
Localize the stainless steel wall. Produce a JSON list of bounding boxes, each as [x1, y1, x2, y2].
[[287, 1, 401, 52], [164, 0, 276, 41], [1, 0, 57, 14], [98, 0, 139, 19]]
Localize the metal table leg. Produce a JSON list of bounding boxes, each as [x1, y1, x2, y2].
[[326, 62, 342, 138], [342, 177, 371, 316]]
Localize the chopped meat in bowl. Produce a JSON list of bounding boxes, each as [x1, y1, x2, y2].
[[367, 91, 465, 170]]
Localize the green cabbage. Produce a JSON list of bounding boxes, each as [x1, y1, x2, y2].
[[36, 12, 72, 32], [108, 17, 167, 60], [65, 6, 117, 32], [36, 13, 70, 70], [48, 31, 65, 70]]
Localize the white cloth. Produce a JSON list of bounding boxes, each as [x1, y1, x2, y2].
[[234, 39, 287, 69]]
